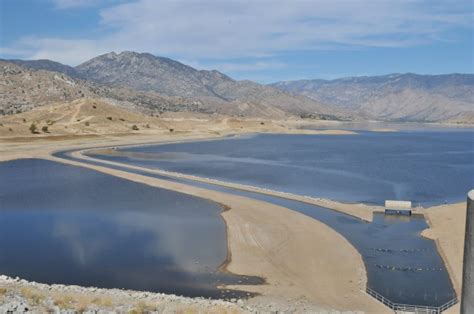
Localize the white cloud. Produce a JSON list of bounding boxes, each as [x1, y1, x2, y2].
[[2, 0, 473, 65]]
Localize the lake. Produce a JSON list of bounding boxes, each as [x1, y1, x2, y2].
[[96, 131, 474, 205], [0, 159, 261, 298], [83, 130, 473, 306]]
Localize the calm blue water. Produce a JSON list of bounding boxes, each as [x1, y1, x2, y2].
[[123, 171, 456, 307], [80, 130, 473, 306], [0, 159, 261, 298], [103, 131, 474, 205]]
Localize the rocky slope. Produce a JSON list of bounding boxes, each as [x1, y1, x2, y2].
[[271, 74, 474, 122], [6, 59, 80, 79], [75, 51, 337, 118], [3, 51, 472, 122], [2, 52, 339, 119], [0, 61, 97, 115], [0, 61, 215, 116]]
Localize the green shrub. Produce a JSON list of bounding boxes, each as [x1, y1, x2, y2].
[[132, 125, 139, 131], [29, 123, 38, 134]]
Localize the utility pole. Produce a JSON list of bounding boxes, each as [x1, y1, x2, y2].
[[461, 190, 474, 313]]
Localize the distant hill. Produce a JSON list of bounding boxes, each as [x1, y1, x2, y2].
[[2, 52, 472, 122], [2, 52, 339, 119], [6, 59, 80, 79], [270, 74, 474, 122], [0, 61, 198, 116], [0, 61, 95, 115], [74, 51, 336, 118]]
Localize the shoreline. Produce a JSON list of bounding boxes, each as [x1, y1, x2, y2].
[[43, 153, 387, 312], [420, 202, 467, 313], [0, 128, 465, 312], [74, 146, 381, 222], [0, 130, 388, 312]]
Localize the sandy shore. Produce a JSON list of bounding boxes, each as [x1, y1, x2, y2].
[[43, 153, 386, 312], [0, 97, 469, 313], [0, 129, 388, 312]]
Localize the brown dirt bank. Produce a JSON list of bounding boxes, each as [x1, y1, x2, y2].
[[421, 202, 467, 295]]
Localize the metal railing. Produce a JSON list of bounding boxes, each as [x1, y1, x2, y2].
[[365, 287, 458, 313]]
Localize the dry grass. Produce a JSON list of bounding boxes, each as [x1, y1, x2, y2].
[[51, 292, 116, 312], [175, 306, 240, 314], [129, 301, 158, 314], [52, 293, 75, 309], [91, 296, 113, 307], [175, 308, 198, 314], [20, 287, 45, 305]]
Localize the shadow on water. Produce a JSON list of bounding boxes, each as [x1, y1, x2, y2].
[[0, 159, 263, 299]]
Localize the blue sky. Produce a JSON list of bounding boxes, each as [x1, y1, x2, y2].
[[1, 0, 473, 83]]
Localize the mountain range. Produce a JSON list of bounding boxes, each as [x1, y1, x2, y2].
[[1, 51, 473, 122], [271, 74, 474, 122]]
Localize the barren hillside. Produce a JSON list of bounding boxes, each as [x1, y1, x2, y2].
[[271, 74, 474, 122]]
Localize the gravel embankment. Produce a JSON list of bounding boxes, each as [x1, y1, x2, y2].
[[0, 275, 248, 313]]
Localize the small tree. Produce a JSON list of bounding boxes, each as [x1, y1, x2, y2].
[[29, 123, 38, 134], [41, 126, 49, 133], [169, 128, 174, 132], [132, 125, 139, 131]]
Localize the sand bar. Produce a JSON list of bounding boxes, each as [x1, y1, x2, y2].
[[43, 153, 387, 312], [0, 129, 387, 312]]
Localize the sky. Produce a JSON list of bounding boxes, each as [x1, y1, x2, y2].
[[0, 0, 473, 83]]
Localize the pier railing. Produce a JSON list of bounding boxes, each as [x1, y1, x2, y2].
[[365, 287, 458, 313]]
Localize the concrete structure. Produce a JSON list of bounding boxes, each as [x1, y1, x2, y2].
[[461, 190, 474, 314], [384, 200, 412, 216]]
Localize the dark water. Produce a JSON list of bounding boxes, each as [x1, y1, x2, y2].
[[103, 131, 474, 205], [79, 130, 474, 306], [0, 159, 261, 298], [86, 169, 456, 307]]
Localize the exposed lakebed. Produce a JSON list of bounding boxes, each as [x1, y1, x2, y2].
[[0, 159, 262, 298]]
